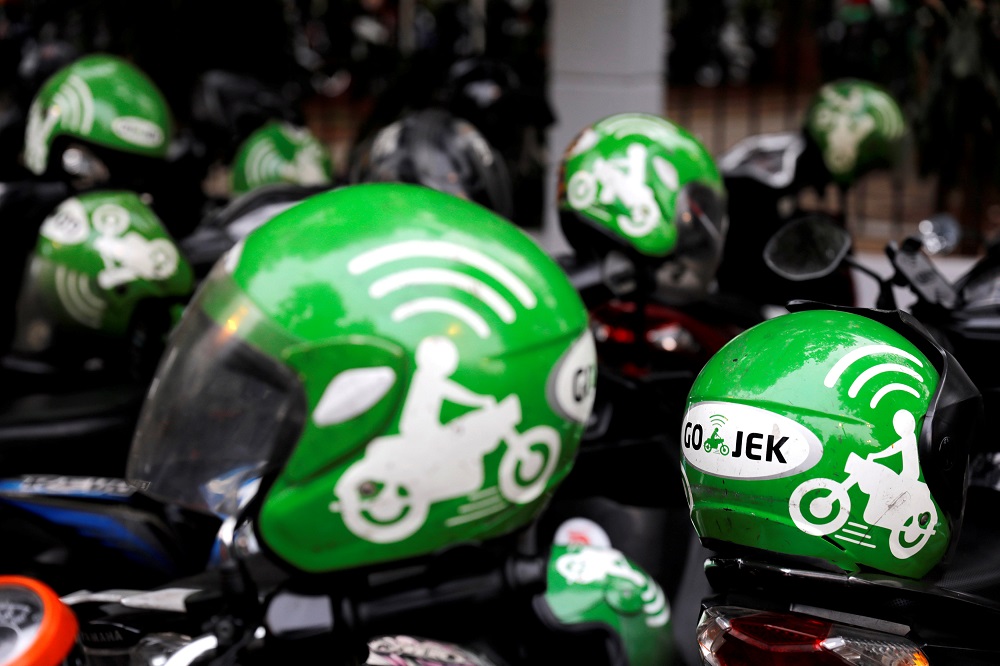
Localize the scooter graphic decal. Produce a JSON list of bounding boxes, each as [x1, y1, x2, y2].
[[812, 86, 905, 175], [325, 241, 593, 544], [330, 336, 561, 543], [40, 198, 179, 327], [554, 544, 670, 628], [566, 143, 675, 237], [91, 203, 180, 289], [789, 344, 936, 559]]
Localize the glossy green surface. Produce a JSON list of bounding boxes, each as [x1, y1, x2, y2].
[[682, 309, 945, 579], [24, 54, 173, 175], [208, 183, 595, 572], [23, 190, 192, 338], [804, 78, 905, 186], [559, 112, 722, 257], [546, 544, 676, 665], [230, 120, 333, 194]]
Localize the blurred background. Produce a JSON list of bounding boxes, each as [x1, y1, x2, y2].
[[2, 0, 999, 255]]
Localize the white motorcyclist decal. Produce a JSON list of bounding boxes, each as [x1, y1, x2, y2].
[[323, 240, 594, 543], [812, 86, 904, 175], [789, 344, 936, 559], [567, 143, 671, 238], [555, 545, 670, 628], [329, 336, 561, 543], [91, 204, 180, 289]]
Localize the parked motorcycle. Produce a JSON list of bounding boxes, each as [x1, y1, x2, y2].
[[57, 182, 676, 666], [714, 77, 907, 311]]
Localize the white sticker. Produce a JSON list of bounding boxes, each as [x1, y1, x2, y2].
[[547, 331, 597, 425], [682, 401, 823, 480], [111, 116, 165, 148]]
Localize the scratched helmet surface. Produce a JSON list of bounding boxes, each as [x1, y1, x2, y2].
[[230, 120, 333, 196], [680, 306, 979, 579], [12, 190, 193, 369], [126, 183, 597, 573], [558, 113, 727, 298], [23, 54, 173, 184], [803, 78, 905, 187]]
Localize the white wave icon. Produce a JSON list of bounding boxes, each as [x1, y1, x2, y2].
[[824, 344, 926, 409], [348, 240, 538, 338], [54, 264, 105, 328], [55, 75, 96, 135]]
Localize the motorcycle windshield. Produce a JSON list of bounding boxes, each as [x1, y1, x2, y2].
[[126, 269, 306, 517]]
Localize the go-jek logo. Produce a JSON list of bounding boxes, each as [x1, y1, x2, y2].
[[682, 401, 823, 480]]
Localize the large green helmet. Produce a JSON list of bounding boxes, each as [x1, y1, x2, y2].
[[23, 54, 173, 183], [558, 113, 727, 299], [230, 120, 334, 196], [12, 190, 193, 370], [126, 183, 597, 573], [681, 306, 980, 580], [803, 78, 906, 187]]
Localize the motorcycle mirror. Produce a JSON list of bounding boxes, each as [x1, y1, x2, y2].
[[918, 213, 961, 256], [763, 215, 851, 281]]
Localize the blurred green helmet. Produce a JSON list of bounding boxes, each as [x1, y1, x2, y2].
[[13, 190, 193, 368], [803, 79, 905, 186], [23, 54, 173, 182], [681, 307, 980, 580], [230, 120, 333, 196], [127, 183, 597, 573], [558, 113, 727, 298]]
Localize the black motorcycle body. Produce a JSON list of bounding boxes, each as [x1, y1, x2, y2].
[[715, 130, 857, 310]]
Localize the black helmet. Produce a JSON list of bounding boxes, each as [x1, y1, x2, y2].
[[349, 107, 514, 219]]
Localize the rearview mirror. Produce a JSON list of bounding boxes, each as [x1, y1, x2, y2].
[[763, 215, 852, 281]]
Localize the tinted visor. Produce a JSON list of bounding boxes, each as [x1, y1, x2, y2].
[[126, 272, 305, 516]]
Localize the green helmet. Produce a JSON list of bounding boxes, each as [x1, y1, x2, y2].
[[23, 54, 173, 182], [546, 543, 674, 665], [681, 306, 980, 579], [230, 120, 333, 196], [558, 113, 727, 298], [803, 79, 905, 187], [126, 183, 597, 573], [12, 190, 193, 368]]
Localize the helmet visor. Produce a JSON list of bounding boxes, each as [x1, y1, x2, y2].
[[656, 183, 728, 295], [126, 270, 305, 517]]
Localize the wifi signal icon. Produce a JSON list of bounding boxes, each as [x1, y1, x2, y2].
[[823, 344, 927, 409], [54, 75, 95, 134], [347, 239, 538, 339], [245, 140, 288, 189], [709, 414, 728, 428]]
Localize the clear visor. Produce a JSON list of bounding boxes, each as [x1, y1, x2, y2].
[[656, 183, 729, 297], [126, 270, 305, 517]]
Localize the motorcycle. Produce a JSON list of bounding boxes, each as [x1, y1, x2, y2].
[[60, 512, 675, 666], [680, 213, 1000, 664]]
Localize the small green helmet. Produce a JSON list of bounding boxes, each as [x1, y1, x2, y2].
[[681, 306, 980, 580], [230, 120, 333, 196], [23, 54, 173, 182], [546, 543, 674, 665], [558, 113, 727, 298], [803, 79, 906, 187], [126, 183, 597, 573], [12, 190, 194, 369]]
